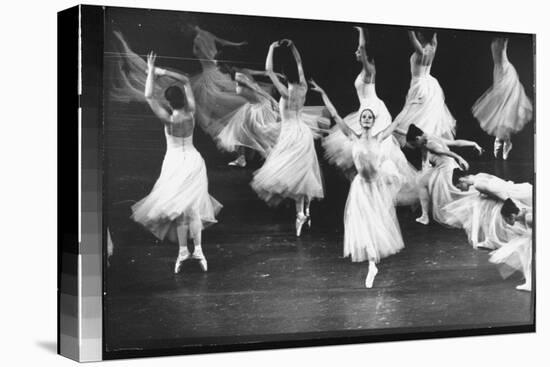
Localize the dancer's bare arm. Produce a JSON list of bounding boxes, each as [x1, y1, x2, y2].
[[265, 41, 289, 99], [426, 141, 469, 170], [442, 138, 483, 155], [283, 39, 307, 87], [408, 30, 424, 54], [310, 80, 357, 139], [354, 27, 375, 81], [144, 52, 170, 121]]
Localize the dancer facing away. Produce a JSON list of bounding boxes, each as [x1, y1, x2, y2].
[[311, 79, 405, 289], [472, 37, 533, 160], [490, 200, 532, 291], [251, 40, 325, 237], [215, 70, 281, 167], [131, 52, 222, 273], [322, 26, 419, 205], [393, 30, 456, 162], [406, 124, 483, 225], [443, 168, 532, 250]]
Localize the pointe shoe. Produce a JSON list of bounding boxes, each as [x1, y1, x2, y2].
[[502, 142, 513, 160], [494, 139, 503, 158], [305, 209, 311, 228], [174, 252, 191, 274], [516, 281, 531, 292], [296, 213, 308, 237], [228, 156, 246, 167], [192, 249, 208, 272], [415, 215, 429, 225], [365, 264, 378, 289]]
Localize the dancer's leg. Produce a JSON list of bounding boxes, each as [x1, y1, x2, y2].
[[228, 146, 247, 167], [517, 257, 532, 291], [304, 197, 311, 227], [494, 137, 503, 158], [416, 186, 430, 225], [502, 137, 513, 160], [174, 217, 191, 274], [189, 215, 207, 272]]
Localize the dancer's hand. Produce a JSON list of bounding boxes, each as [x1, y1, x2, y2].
[[308, 79, 323, 93], [154, 67, 166, 76], [280, 39, 293, 47], [474, 143, 484, 155], [457, 157, 469, 171], [147, 51, 157, 72], [270, 41, 281, 48]]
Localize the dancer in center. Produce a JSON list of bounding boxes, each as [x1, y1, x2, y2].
[[250, 40, 325, 237], [310, 79, 405, 289]]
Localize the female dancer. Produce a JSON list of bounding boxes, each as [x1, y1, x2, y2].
[[490, 200, 532, 291], [250, 40, 325, 236], [472, 37, 533, 160], [443, 169, 532, 250], [322, 27, 419, 205], [394, 31, 456, 155], [215, 70, 281, 167], [131, 52, 222, 273], [311, 79, 405, 289], [406, 124, 483, 225]]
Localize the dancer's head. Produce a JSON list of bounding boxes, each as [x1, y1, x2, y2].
[[359, 108, 376, 130], [417, 30, 435, 46], [279, 47, 300, 85], [501, 198, 520, 225], [406, 124, 426, 147], [452, 168, 470, 191], [164, 85, 187, 110]]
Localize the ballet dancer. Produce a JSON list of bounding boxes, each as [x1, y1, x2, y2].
[[394, 30, 456, 163], [443, 168, 532, 250], [472, 37, 533, 160], [311, 79, 405, 289], [250, 39, 325, 236], [131, 52, 222, 273], [489, 199, 532, 291], [405, 124, 483, 225]]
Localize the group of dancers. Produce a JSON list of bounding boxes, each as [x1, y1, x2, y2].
[[110, 23, 533, 290]]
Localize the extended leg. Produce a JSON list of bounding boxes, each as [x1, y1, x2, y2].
[[502, 138, 513, 160], [365, 260, 378, 288], [295, 196, 307, 237]]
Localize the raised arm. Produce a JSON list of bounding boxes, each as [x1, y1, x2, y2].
[[213, 34, 247, 47], [426, 141, 469, 170], [376, 117, 403, 141], [310, 80, 357, 139], [442, 138, 484, 155], [144, 52, 170, 121], [283, 39, 307, 86], [354, 27, 375, 77], [408, 30, 424, 54], [238, 67, 287, 81], [265, 41, 289, 99]]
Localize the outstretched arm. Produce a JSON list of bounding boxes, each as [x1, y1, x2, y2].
[[377, 117, 403, 141], [310, 80, 357, 139], [408, 30, 424, 54], [144, 52, 170, 121], [354, 27, 374, 77], [441, 138, 484, 155], [213, 34, 247, 47], [265, 41, 289, 99], [426, 141, 469, 170], [283, 39, 307, 87]]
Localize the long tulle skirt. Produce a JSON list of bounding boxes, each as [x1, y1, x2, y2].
[[131, 145, 222, 240], [190, 65, 248, 137], [472, 61, 533, 140], [344, 175, 404, 263], [216, 101, 280, 157], [250, 117, 324, 205], [442, 192, 525, 249], [393, 75, 456, 145], [489, 229, 532, 279]]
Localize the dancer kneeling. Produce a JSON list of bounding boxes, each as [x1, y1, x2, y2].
[[311, 79, 405, 289]]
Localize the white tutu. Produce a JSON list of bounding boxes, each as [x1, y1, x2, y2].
[[343, 139, 404, 263], [250, 114, 324, 206], [393, 54, 456, 145], [489, 229, 532, 279], [190, 65, 248, 137], [215, 99, 280, 157], [131, 130, 222, 240], [472, 60, 533, 140]]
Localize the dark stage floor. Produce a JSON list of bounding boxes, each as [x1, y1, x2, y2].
[[104, 156, 534, 353]]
